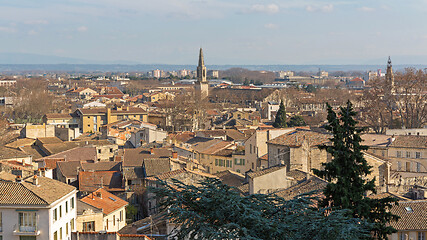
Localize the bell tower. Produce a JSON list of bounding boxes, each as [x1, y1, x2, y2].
[[195, 48, 209, 99]]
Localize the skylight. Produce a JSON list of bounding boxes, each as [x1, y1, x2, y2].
[[109, 197, 116, 202], [405, 206, 413, 213]]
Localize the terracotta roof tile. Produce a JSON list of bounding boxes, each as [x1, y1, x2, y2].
[[247, 165, 287, 179], [80, 188, 128, 215], [389, 200, 427, 230], [390, 135, 427, 149], [79, 171, 124, 192], [145, 168, 217, 181], [0, 174, 76, 205], [267, 129, 330, 147]]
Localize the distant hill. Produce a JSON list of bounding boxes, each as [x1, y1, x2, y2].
[[0, 52, 426, 73]]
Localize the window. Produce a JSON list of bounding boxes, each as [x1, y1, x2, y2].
[[71, 197, 75, 209], [253, 146, 256, 154], [0, 212, 2, 232], [66, 223, 69, 235], [400, 233, 407, 240], [54, 208, 57, 221], [406, 151, 411, 158], [110, 148, 113, 153], [113, 215, 116, 226], [120, 210, 123, 222], [397, 151, 402, 158], [98, 149, 101, 154], [83, 221, 95, 232], [19, 212, 37, 232], [418, 232, 425, 240], [60, 227, 63, 240], [397, 161, 402, 171], [65, 202, 68, 213], [54, 231, 58, 240], [416, 152, 421, 159], [59, 206, 62, 218], [70, 218, 74, 231], [215, 159, 218, 166], [249, 144, 252, 154], [418, 162, 422, 172], [406, 162, 411, 172]]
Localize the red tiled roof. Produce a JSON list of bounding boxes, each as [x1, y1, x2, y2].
[[267, 129, 330, 147], [80, 188, 128, 215], [145, 168, 216, 181], [79, 171, 124, 192], [350, 77, 365, 82]]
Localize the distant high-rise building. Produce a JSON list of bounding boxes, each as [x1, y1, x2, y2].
[[275, 71, 294, 79], [195, 48, 209, 99], [152, 69, 162, 78], [207, 70, 219, 79]]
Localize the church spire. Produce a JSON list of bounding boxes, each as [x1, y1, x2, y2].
[[197, 48, 207, 83]]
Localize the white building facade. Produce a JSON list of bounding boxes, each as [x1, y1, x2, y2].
[[0, 174, 77, 240]]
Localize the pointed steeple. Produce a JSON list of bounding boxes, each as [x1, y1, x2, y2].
[[198, 48, 204, 67], [197, 48, 207, 83]]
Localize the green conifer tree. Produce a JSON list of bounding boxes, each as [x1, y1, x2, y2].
[[313, 100, 399, 239], [273, 101, 287, 128]]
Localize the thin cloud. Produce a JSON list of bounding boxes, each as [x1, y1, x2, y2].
[[0, 26, 16, 33], [28, 30, 37, 35], [358, 7, 374, 12], [24, 19, 49, 25], [264, 23, 279, 29], [306, 4, 334, 13], [246, 4, 279, 14], [77, 26, 88, 32]]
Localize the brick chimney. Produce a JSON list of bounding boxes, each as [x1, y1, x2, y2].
[[172, 151, 178, 159], [15, 175, 22, 183], [150, 148, 154, 155], [33, 175, 39, 186]]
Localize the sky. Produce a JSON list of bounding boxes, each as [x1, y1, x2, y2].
[[0, 0, 427, 65]]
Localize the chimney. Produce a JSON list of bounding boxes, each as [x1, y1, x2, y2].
[[172, 151, 178, 159], [33, 175, 39, 186], [15, 175, 22, 183], [150, 148, 154, 155], [389, 135, 395, 145], [96, 191, 102, 199]]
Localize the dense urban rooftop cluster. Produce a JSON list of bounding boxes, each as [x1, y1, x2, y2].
[[0, 51, 425, 240]]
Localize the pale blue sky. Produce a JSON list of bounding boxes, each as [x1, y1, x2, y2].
[[1, 0, 426, 64]]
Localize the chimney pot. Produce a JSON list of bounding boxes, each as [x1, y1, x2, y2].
[[16, 175, 22, 183], [150, 148, 154, 154], [33, 175, 39, 185]]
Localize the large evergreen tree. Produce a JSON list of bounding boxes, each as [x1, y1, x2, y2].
[[313, 100, 399, 239], [287, 115, 306, 127], [151, 178, 371, 240], [273, 100, 287, 128]]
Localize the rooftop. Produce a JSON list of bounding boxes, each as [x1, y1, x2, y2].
[[0, 172, 76, 205], [267, 129, 330, 147], [80, 188, 128, 215]]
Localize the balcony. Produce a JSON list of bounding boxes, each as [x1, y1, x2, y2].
[[13, 224, 41, 236]]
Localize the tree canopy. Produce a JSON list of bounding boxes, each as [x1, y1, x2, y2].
[[273, 100, 287, 128], [287, 115, 306, 127], [313, 100, 399, 239], [151, 178, 372, 240]]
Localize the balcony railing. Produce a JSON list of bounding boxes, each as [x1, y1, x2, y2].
[[13, 224, 40, 236]]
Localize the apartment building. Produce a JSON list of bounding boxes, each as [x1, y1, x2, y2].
[[0, 172, 77, 240], [75, 106, 148, 133]]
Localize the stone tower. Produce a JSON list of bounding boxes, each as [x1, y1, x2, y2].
[[195, 48, 209, 99], [385, 56, 395, 96]]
